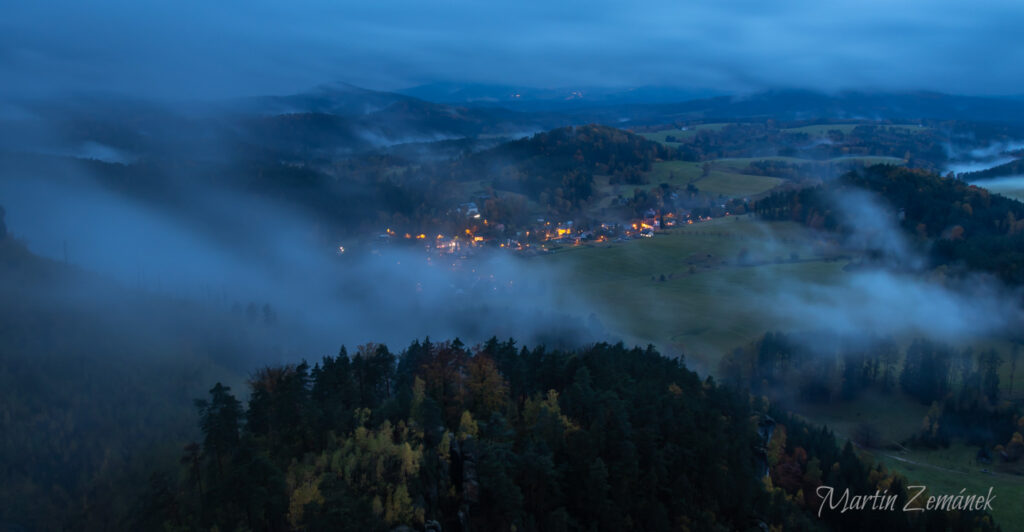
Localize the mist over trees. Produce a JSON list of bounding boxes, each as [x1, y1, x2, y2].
[[755, 165, 1024, 284]]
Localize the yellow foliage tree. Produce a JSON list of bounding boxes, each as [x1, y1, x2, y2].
[[465, 356, 509, 417], [523, 389, 579, 435], [458, 410, 479, 440], [330, 420, 425, 527]]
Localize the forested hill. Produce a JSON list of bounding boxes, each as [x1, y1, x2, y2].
[[960, 158, 1024, 180], [131, 339, 996, 531], [442, 124, 673, 212], [755, 165, 1024, 284], [484, 124, 672, 173]]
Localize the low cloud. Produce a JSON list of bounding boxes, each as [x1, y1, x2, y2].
[[744, 189, 1022, 347], [0, 153, 600, 362], [4, 1, 1024, 100]]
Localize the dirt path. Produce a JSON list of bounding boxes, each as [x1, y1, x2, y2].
[[882, 453, 965, 476], [881, 452, 1024, 482]]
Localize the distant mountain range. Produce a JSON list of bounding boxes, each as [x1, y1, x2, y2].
[[402, 84, 1024, 126], [8, 83, 1024, 167], [396, 83, 726, 110]]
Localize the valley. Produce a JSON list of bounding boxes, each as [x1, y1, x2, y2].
[[5, 84, 1024, 530]]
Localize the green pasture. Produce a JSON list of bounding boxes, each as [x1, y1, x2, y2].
[[648, 161, 785, 198], [539, 215, 844, 370], [782, 123, 930, 137]]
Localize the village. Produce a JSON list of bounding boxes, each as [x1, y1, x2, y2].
[[343, 199, 728, 265]]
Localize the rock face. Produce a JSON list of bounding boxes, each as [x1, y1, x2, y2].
[[755, 415, 776, 478]]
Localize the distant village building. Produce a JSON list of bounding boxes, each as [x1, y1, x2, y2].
[[458, 202, 480, 218]]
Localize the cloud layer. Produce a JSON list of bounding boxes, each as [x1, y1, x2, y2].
[[4, 0, 1024, 99]]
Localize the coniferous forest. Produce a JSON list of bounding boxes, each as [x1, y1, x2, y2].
[[123, 339, 997, 531]]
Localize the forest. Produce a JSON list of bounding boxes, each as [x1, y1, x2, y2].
[[720, 331, 1024, 453], [754, 165, 1024, 284], [124, 339, 998, 531], [440, 124, 675, 212]]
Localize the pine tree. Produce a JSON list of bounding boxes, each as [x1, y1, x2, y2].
[[195, 383, 242, 478]]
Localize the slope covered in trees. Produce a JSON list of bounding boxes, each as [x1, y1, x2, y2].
[[960, 158, 1024, 180], [131, 338, 997, 531], [721, 331, 1023, 451], [444, 124, 674, 213], [755, 165, 1024, 284]]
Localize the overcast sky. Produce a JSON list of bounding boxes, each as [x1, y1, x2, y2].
[[3, 0, 1023, 100]]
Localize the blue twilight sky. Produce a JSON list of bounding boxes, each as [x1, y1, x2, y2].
[[2, 0, 1022, 99]]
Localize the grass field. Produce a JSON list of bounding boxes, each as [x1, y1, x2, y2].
[[539, 215, 844, 371], [872, 444, 1024, 526], [647, 160, 704, 182], [647, 156, 905, 200], [638, 123, 733, 145], [792, 391, 1024, 525], [803, 392, 1024, 526], [781, 124, 862, 136], [715, 155, 905, 167], [647, 161, 785, 198], [697, 172, 784, 197], [792, 393, 1024, 525], [782, 123, 930, 137]]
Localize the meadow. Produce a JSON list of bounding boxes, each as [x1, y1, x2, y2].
[[801, 393, 1024, 526], [647, 157, 902, 200], [539, 215, 843, 369], [637, 123, 732, 145], [781, 123, 929, 136], [873, 444, 1024, 526], [646, 160, 785, 198]]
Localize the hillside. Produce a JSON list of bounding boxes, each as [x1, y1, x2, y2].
[[128, 339, 997, 531], [0, 216, 309, 529], [961, 157, 1024, 180], [446, 124, 674, 212], [756, 165, 1024, 284]]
